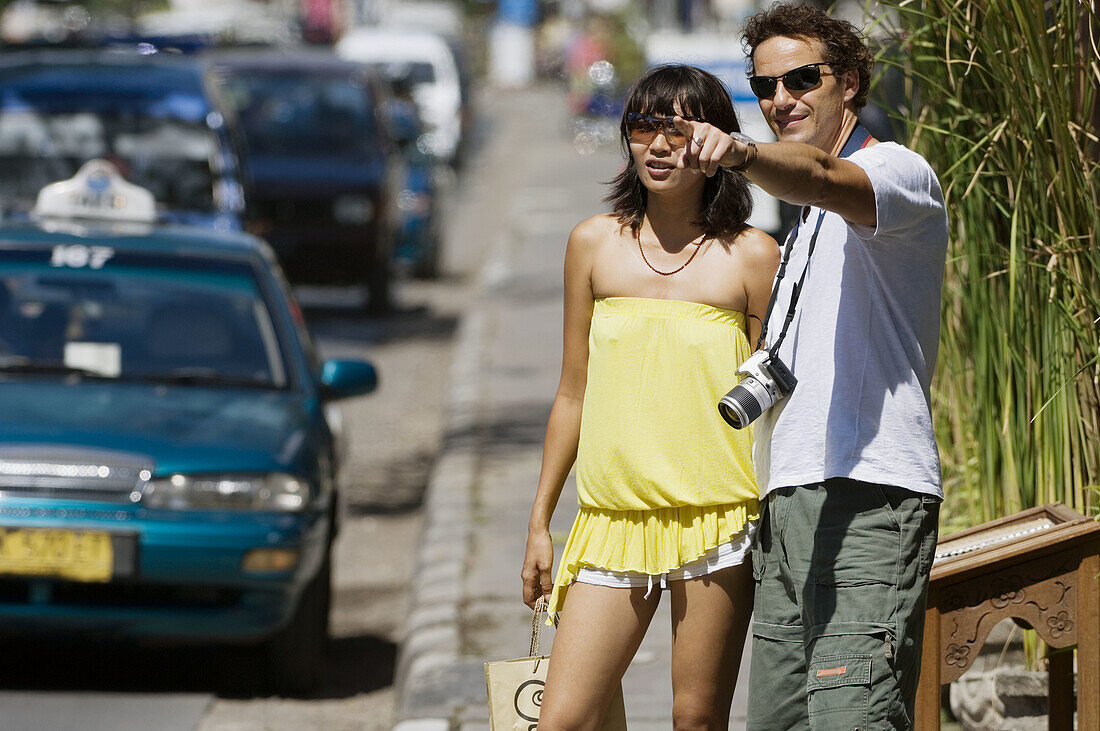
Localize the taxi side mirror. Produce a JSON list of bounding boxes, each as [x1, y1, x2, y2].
[[320, 359, 378, 400]]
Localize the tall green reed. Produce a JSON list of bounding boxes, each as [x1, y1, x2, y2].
[[876, 0, 1100, 529]]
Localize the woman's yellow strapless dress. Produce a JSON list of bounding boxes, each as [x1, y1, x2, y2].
[[548, 297, 759, 621]]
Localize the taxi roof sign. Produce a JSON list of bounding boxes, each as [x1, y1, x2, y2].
[[33, 160, 157, 224]]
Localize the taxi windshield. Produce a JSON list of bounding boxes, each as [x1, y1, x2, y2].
[[0, 110, 219, 214], [0, 246, 288, 389]]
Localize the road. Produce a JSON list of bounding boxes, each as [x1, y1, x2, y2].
[[0, 119, 488, 731], [198, 276, 465, 730]]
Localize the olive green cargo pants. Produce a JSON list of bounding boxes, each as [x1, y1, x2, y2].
[[745, 479, 939, 730]]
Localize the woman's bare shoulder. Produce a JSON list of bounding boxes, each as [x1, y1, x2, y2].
[[731, 226, 781, 268], [569, 213, 624, 245], [566, 215, 625, 266]]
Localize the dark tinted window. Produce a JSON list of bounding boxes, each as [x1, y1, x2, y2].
[[0, 66, 219, 213], [375, 61, 436, 86], [219, 69, 379, 157], [0, 111, 218, 212]]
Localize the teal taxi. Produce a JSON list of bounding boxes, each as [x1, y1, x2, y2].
[[0, 161, 377, 693]]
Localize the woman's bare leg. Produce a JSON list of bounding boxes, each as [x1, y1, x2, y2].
[[538, 582, 661, 730], [668, 562, 754, 730]]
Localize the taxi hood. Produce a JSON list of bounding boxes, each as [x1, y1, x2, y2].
[[0, 380, 316, 475]]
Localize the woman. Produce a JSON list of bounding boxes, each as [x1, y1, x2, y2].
[[521, 64, 780, 729]]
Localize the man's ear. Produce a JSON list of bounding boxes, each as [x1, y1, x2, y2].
[[841, 68, 860, 104]]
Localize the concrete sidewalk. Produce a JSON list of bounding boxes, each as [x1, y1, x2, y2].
[[393, 85, 751, 731]]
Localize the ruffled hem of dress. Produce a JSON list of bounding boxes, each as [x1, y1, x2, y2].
[[546, 500, 758, 624]]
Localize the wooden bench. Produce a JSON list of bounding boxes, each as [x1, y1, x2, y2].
[[916, 504, 1100, 730]]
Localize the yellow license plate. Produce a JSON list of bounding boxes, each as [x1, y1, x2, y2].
[[0, 528, 113, 582]]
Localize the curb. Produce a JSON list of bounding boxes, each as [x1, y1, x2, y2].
[[393, 289, 489, 728], [392, 85, 576, 728]]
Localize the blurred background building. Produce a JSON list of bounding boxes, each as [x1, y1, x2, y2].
[[0, 0, 903, 246], [0, 0, 897, 245]]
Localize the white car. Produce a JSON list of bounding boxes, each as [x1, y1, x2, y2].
[[337, 27, 465, 165]]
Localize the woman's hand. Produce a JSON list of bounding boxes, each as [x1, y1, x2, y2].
[[521, 527, 555, 608], [672, 116, 753, 177]]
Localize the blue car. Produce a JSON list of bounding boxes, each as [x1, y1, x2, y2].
[[0, 48, 247, 231], [0, 162, 377, 693], [385, 90, 443, 278]]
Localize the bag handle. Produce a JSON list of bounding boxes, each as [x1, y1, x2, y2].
[[529, 596, 549, 657]]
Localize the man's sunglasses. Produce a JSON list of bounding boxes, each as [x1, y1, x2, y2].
[[748, 62, 834, 99], [625, 113, 704, 147]]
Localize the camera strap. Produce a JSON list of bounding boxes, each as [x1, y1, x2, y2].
[[767, 211, 825, 356], [754, 123, 873, 356]]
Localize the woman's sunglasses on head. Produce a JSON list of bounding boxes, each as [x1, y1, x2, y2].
[[625, 113, 704, 147], [748, 62, 834, 100]]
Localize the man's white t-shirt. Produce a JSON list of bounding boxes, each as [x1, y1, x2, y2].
[[752, 142, 949, 500]]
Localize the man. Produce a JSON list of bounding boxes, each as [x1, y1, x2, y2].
[[674, 3, 948, 728]]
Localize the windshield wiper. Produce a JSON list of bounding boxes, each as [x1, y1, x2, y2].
[[0, 358, 109, 379], [133, 369, 279, 390], [0, 359, 280, 390]]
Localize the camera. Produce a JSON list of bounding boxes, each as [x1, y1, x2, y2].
[[718, 350, 797, 429]]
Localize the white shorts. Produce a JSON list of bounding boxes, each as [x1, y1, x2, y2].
[[574, 520, 756, 598]]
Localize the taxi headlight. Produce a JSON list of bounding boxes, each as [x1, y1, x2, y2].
[[143, 473, 309, 512]]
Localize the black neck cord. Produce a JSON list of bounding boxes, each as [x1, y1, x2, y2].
[[753, 210, 824, 352], [768, 211, 825, 357]]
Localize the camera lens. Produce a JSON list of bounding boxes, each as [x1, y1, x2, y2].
[[718, 376, 771, 429]]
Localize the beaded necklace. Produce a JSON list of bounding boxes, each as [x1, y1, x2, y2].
[[636, 231, 706, 276]]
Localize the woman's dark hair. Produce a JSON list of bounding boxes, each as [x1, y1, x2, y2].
[[604, 64, 753, 239], [742, 3, 874, 110]]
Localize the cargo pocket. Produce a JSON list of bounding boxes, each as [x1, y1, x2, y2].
[[918, 497, 940, 577], [806, 653, 871, 730], [751, 532, 765, 582], [751, 507, 769, 583]]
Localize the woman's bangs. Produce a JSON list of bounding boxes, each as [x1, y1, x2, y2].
[[674, 78, 723, 123], [638, 90, 706, 122], [672, 92, 707, 120], [628, 72, 692, 117]]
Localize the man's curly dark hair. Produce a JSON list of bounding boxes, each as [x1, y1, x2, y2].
[[742, 3, 874, 110]]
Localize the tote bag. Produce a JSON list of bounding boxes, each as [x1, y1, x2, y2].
[[484, 596, 627, 730]]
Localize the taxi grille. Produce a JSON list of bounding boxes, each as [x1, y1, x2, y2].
[[0, 446, 154, 504]]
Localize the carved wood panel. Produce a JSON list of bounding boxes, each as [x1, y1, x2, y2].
[[936, 550, 1080, 683]]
